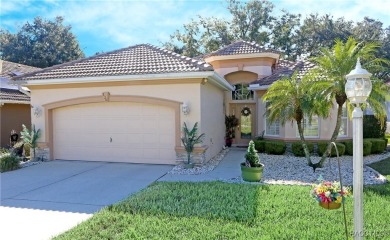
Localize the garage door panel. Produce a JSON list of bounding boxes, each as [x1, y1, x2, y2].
[[53, 102, 176, 164]]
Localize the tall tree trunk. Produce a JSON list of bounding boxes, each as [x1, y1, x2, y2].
[[187, 152, 191, 164], [315, 98, 345, 169], [297, 121, 314, 167]]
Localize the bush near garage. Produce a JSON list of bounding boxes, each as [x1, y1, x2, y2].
[[317, 142, 345, 157], [265, 141, 286, 155], [0, 153, 20, 172], [291, 142, 314, 157]]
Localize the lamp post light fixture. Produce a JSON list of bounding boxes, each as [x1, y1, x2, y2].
[[345, 58, 372, 240]]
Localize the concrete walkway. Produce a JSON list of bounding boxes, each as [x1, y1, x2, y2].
[[159, 148, 246, 182]]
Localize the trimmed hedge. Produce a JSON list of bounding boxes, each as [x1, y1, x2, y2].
[[292, 142, 314, 157], [344, 141, 353, 156], [317, 142, 345, 157], [364, 138, 386, 154], [344, 140, 374, 156], [253, 140, 266, 153], [265, 141, 286, 155], [363, 140, 372, 156], [0, 154, 20, 173]]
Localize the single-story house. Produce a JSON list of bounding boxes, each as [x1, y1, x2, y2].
[[12, 41, 352, 164], [0, 60, 40, 148]]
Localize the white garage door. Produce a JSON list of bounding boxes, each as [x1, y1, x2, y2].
[[53, 102, 176, 164]]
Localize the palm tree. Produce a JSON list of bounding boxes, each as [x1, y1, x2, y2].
[[310, 37, 390, 168], [263, 70, 332, 167]]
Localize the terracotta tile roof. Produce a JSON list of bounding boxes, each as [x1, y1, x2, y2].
[[204, 40, 280, 57], [252, 60, 316, 86], [0, 88, 30, 102], [14, 44, 214, 81]]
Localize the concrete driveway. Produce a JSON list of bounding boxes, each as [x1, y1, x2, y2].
[[0, 160, 172, 240]]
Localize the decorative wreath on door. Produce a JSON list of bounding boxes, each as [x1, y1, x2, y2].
[[241, 107, 251, 116]]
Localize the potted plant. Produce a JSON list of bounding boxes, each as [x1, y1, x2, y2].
[[20, 124, 41, 161], [181, 122, 205, 168], [311, 180, 350, 210], [240, 140, 264, 182], [225, 115, 239, 147]]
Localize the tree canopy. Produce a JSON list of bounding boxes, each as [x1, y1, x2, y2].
[[0, 16, 85, 68], [163, 0, 390, 74]]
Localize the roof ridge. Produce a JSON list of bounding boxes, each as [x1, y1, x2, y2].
[[12, 44, 146, 81], [143, 44, 212, 70]]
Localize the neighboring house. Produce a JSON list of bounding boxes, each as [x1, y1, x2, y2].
[[12, 41, 352, 164], [0, 60, 40, 148]]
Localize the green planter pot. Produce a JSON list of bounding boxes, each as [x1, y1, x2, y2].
[[240, 163, 263, 182]]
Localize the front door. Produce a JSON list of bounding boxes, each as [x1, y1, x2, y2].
[[231, 104, 255, 146]]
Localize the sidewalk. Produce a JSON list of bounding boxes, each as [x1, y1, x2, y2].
[[159, 148, 246, 182]]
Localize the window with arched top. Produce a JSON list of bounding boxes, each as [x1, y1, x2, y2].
[[232, 83, 254, 100]]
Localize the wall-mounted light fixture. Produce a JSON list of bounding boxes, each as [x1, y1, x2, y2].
[[32, 105, 42, 117], [182, 102, 190, 115]]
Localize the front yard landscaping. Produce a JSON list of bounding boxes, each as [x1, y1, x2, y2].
[[54, 157, 390, 240]]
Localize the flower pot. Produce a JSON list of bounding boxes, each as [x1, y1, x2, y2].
[[240, 163, 263, 182], [319, 202, 341, 210]]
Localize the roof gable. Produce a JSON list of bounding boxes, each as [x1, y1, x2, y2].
[[14, 44, 214, 81], [205, 40, 280, 57]]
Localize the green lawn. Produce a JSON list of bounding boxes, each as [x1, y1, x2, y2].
[[54, 159, 390, 240]]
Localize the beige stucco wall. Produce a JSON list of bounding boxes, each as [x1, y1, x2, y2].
[[28, 78, 227, 162], [0, 104, 31, 147], [200, 82, 225, 161], [30, 82, 200, 142]]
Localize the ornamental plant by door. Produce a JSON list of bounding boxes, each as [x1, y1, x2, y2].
[[20, 124, 41, 161], [181, 122, 205, 169], [241, 140, 264, 182]]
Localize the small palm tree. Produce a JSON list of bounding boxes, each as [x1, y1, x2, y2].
[[263, 70, 332, 167], [181, 122, 205, 165], [20, 124, 41, 160], [310, 37, 390, 168]]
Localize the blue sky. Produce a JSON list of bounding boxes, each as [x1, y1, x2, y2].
[[1, 0, 390, 57]]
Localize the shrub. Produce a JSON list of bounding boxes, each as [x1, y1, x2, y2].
[[265, 141, 286, 155], [363, 140, 372, 156], [254, 140, 266, 153], [363, 115, 387, 138], [317, 142, 345, 157], [0, 153, 20, 172], [364, 138, 386, 154], [344, 141, 353, 156], [291, 142, 314, 157], [345, 140, 374, 156]]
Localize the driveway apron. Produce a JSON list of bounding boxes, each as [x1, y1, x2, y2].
[[0, 160, 172, 240]]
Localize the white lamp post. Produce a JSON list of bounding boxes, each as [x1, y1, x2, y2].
[[345, 58, 372, 240]]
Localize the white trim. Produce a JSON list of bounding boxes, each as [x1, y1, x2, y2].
[[205, 52, 280, 62], [208, 72, 235, 91], [248, 83, 270, 90], [17, 71, 234, 91], [264, 102, 280, 136], [18, 86, 31, 97]]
